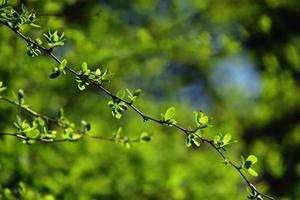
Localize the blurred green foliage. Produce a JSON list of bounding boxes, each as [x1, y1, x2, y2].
[[1, 0, 300, 199]]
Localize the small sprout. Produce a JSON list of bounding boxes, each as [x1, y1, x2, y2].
[[27, 43, 41, 57], [43, 29, 65, 50], [139, 132, 152, 142], [49, 59, 67, 79], [241, 155, 259, 177], [108, 99, 128, 119], [213, 133, 236, 150], [95, 68, 101, 76], [186, 134, 201, 147], [59, 59, 67, 74], [81, 62, 89, 73], [126, 88, 142, 103], [194, 111, 211, 127]]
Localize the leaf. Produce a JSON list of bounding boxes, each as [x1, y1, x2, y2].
[[140, 132, 152, 142], [246, 155, 258, 165], [49, 70, 60, 79], [168, 118, 177, 125], [194, 111, 199, 125], [115, 112, 122, 119], [29, 23, 41, 28], [223, 133, 232, 144], [213, 135, 221, 144], [59, 59, 67, 70], [192, 138, 201, 147], [78, 83, 86, 91], [186, 138, 192, 147], [247, 168, 258, 177], [164, 107, 176, 121], [82, 62, 88, 72], [199, 115, 209, 125], [18, 89, 24, 99], [95, 68, 101, 76], [108, 100, 115, 107]]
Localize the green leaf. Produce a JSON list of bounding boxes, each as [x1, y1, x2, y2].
[[213, 135, 221, 144], [186, 138, 192, 147], [115, 112, 122, 119], [78, 83, 86, 91], [140, 132, 152, 142], [199, 115, 209, 125], [246, 155, 258, 165], [18, 89, 24, 99], [49, 70, 60, 79], [95, 68, 101, 76], [193, 138, 201, 147], [164, 107, 176, 121], [108, 100, 115, 107], [247, 168, 258, 177], [82, 62, 88, 72], [223, 133, 232, 144], [59, 59, 67, 70]]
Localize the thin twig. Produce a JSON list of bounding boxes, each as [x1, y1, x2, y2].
[[0, 95, 57, 123]]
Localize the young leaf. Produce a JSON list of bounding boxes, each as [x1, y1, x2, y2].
[[140, 132, 152, 142], [199, 115, 209, 125], [164, 107, 176, 121], [223, 133, 232, 144], [95, 68, 101, 76], [49, 69, 60, 79], [246, 155, 258, 165], [186, 138, 192, 147], [193, 138, 201, 147], [247, 168, 258, 177], [82, 62, 88, 72], [59, 59, 67, 73]]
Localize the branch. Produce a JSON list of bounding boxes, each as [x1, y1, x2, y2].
[[0, 95, 144, 145], [0, 20, 275, 200]]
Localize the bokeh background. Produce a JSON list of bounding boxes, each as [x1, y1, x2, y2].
[[1, 0, 300, 199]]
